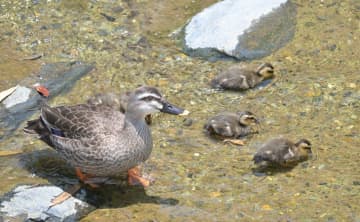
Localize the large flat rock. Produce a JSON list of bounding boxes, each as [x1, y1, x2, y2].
[[0, 185, 95, 222], [183, 0, 296, 61], [0, 62, 94, 141]]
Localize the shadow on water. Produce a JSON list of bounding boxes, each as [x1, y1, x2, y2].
[[18, 148, 179, 207], [252, 161, 311, 177], [0, 149, 179, 220]]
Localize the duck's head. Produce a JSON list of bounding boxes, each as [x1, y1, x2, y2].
[[256, 63, 274, 79], [126, 86, 189, 118], [295, 139, 312, 158], [237, 111, 259, 126]]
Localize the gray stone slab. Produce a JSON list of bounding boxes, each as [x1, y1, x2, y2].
[[0, 62, 94, 141], [0, 185, 95, 222], [183, 0, 296, 61], [2, 86, 31, 109]]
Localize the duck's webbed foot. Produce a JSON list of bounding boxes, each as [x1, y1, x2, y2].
[[75, 167, 100, 188], [128, 166, 153, 187], [223, 139, 246, 146], [50, 167, 101, 207]]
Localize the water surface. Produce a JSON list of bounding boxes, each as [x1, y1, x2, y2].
[[0, 0, 359, 221]]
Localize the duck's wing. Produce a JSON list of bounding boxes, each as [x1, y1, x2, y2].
[[212, 67, 252, 90], [217, 74, 248, 90], [253, 139, 293, 165], [40, 104, 125, 140], [204, 114, 238, 137]]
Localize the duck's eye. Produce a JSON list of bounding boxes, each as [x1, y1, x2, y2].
[[267, 70, 274, 73], [141, 96, 154, 101]]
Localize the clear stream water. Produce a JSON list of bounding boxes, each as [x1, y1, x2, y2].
[[0, 0, 359, 221]]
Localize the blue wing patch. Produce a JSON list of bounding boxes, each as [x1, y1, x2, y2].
[[50, 128, 64, 137]]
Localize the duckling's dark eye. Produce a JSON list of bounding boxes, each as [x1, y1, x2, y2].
[[267, 70, 274, 73]]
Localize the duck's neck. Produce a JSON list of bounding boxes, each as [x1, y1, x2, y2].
[[126, 112, 150, 133], [125, 112, 152, 148]]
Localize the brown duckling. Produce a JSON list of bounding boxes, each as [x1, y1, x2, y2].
[[211, 63, 274, 90], [253, 138, 312, 168], [87, 91, 152, 124], [204, 111, 259, 145], [86, 90, 133, 112]]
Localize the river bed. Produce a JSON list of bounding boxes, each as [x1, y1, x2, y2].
[[0, 0, 359, 221]]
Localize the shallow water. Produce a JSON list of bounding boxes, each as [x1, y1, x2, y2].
[[0, 0, 359, 221]]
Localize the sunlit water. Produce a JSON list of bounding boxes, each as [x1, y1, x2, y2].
[[0, 0, 359, 221]]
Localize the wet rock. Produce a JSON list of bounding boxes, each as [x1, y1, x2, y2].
[[305, 21, 315, 27], [0, 62, 94, 141], [112, 6, 124, 13], [353, 181, 360, 186], [183, 118, 193, 126], [326, 44, 337, 51], [182, 0, 296, 61], [51, 23, 63, 29], [98, 29, 109, 36], [100, 12, 116, 22], [2, 86, 31, 108], [0, 185, 95, 222], [137, 36, 151, 49]]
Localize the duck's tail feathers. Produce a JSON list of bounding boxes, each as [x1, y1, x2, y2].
[[23, 118, 48, 135], [253, 154, 268, 165], [24, 118, 53, 146]]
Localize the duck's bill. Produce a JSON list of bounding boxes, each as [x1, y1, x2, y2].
[[161, 102, 189, 115]]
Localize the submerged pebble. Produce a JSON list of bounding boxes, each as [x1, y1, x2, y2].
[[183, 118, 193, 126]]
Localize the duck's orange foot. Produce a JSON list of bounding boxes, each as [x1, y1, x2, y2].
[[128, 166, 152, 187], [223, 139, 246, 146], [75, 167, 100, 188]]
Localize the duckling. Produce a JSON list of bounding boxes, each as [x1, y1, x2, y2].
[[253, 138, 312, 168], [211, 63, 274, 90], [87, 90, 152, 124], [204, 111, 259, 145], [87, 92, 122, 110]]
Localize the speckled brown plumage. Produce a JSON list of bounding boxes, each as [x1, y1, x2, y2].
[[253, 138, 312, 167], [204, 111, 258, 139], [211, 63, 274, 90]]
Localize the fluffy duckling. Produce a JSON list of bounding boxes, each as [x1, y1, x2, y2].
[[87, 92, 123, 110], [87, 91, 152, 124], [204, 111, 259, 145], [211, 63, 274, 90], [253, 138, 312, 168]]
